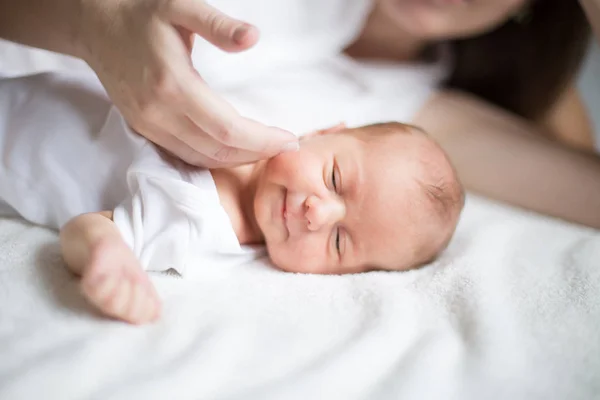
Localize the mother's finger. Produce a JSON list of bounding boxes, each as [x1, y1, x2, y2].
[[172, 113, 278, 165], [181, 128, 273, 166], [140, 109, 263, 167], [169, 0, 259, 52], [132, 119, 219, 167], [180, 72, 298, 155]]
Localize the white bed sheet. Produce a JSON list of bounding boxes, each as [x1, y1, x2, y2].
[[2, 197, 600, 400], [1, 41, 600, 400]]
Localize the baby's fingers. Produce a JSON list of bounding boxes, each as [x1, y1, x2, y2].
[[106, 278, 132, 319], [82, 273, 117, 305], [126, 280, 162, 324]]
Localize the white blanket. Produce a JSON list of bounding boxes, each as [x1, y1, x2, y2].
[[2, 197, 600, 400], [1, 41, 600, 400]]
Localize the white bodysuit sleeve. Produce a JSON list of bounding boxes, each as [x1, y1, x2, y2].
[[113, 174, 192, 274], [112, 143, 227, 275]]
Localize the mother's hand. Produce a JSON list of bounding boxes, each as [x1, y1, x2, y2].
[[81, 0, 298, 167]]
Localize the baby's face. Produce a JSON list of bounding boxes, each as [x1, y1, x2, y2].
[[253, 125, 456, 274]]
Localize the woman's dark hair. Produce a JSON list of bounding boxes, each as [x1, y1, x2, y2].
[[444, 0, 590, 120]]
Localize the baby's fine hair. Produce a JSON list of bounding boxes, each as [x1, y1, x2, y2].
[[355, 122, 465, 268], [417, 143, 465, 264]]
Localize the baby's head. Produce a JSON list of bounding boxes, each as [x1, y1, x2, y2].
[[253, 122, 464, 274]]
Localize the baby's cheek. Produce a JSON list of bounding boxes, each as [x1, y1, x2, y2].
[[265, 149, 317, 184]]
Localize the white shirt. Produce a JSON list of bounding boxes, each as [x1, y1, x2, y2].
[[193, 0, 374, 89]]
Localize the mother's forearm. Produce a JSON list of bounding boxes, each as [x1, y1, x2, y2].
[[0, 0, 87, 58], [580, 0, 600, 43], [413, 91, 600, 229]]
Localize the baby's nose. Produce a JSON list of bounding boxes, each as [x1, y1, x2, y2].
[[305, 195, 344, 231]]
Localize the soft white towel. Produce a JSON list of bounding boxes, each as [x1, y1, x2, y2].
[[1, 11, 599, 399], [1, 195, 599, 400]]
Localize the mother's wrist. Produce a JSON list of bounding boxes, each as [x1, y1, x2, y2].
[[75, 0, 117, 63], [65, 0, 93, 61]]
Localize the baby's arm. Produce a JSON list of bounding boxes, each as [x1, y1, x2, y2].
[[60, 211, 161, 324]]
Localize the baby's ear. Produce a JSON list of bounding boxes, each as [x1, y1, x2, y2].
[[303, 122, 347, 139]]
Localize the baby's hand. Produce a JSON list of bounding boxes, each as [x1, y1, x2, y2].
[[81, 239, 161, 324]]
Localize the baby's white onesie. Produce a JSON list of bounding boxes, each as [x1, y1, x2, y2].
[[0, 72, 261, 277]]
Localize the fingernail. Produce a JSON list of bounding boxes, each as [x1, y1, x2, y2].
[[280, 142, 299, 153], [233, 25, 250, 45]]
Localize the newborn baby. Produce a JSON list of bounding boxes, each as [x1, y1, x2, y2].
[[0, 73, 463, 325], [60, 122, 464, 324]]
